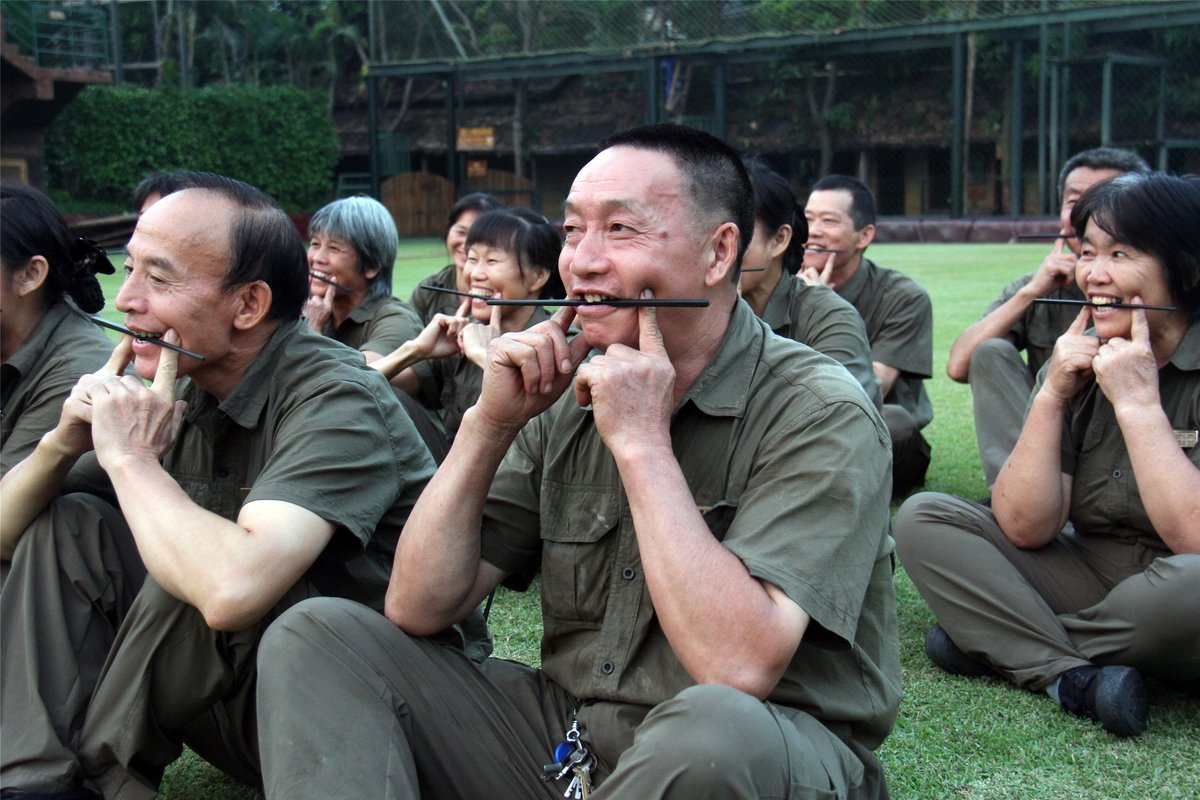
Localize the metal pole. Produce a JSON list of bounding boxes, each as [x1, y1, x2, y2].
[[1010, 37, 1024, 216], [951, 33, 965, 218], [1100, 56, 1113, 146], [108, 0, 123, 84], [1060, 23, 1071, 162], [1156, 64, 1167, 169], [446, 75, 459, 193], [714, 62, 727, 139], [368, 74, 380, 198], [1037, 22, 1049, 213], [646, 58, 659, 124]]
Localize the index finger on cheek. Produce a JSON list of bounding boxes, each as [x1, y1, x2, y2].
[[151, 330, 180, 396]]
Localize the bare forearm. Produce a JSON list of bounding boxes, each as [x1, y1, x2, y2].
[[1113, 404, 1200, 553], [947, 291, 1035, 381], [386, 406, 514, 632], [0, 432, 81, 559], [993, 390, 1071, 546], [371, 340, 428, 383], [615, 443, 804, 697]]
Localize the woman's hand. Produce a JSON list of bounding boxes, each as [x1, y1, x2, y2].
[[1092, 300, 1161, 414], [459, 300, 503, 368], [303, 285, 334, 333], [1040, 307, 1099, 406], [413, 299, 472, 360]]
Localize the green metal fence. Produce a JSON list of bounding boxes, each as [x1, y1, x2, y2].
[[2, 0, 110, 70]]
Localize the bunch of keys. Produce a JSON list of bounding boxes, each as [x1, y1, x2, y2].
[[541, 719, 595, 799]]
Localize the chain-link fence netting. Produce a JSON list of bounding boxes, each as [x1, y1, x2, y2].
[[367, 0, 1199, 224]]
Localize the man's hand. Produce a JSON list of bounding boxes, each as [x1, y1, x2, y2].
[[459, 297, 502, 368], [573, 291, 675, 458], [89, 330, 187, 470], [1092, 300, 1160, 414], [303, 284, 335, 333], [1024, 237, 1077, 297], [50, 336, 137, 458], [800, 250, 836, 287], [475, 305, 589, 433], [1040, 307, 1099, 405]]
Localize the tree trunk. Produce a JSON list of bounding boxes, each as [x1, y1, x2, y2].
[[805, 62, 837, 178]]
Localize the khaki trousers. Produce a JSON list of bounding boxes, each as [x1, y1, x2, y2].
[[0, 493, 317, 798], [881, 404, 930, 498], [256, 597, 888, 800], [967, 338, 1034, 489], [895, 492, 1200, 691]]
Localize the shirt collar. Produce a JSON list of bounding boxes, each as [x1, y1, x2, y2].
[[1169, 318, 1200, 371], [185, 320, 302, 429], [837, 257, 874, 304], [681, 299, 761, 418], [4, 301, 77, 377], [760, 272, 796, 333], [347, 292, 387, 324]]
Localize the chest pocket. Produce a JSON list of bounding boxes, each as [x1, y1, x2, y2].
[[539, 483, 621, 624]]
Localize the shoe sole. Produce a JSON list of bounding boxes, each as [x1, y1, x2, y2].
[[1094, 666, 1148, 737]]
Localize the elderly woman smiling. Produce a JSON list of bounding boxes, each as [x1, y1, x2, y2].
[[895, 172, 1200, 738]]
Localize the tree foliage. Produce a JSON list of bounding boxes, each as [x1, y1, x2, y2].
[[46, 85, 339, 211]]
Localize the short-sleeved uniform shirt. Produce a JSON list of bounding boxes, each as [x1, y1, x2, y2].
[[838, 258, 934, 429], [984, 274, 1086, 378], [1042, 318, 1200, 550], [761, 273, 883, 410], [68, 321, 434, 610], [479, 300, 901, 748], [421, 306, 551, 439], [320, 292, 423, 357], [1, 300, 114, 477], [409, 264, 460, 325]]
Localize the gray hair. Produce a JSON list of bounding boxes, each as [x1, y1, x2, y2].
[[1057, 148, 1151, 200], [308, 196, 398, 297]]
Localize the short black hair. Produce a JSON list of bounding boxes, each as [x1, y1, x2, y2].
[[163, 175, 308, 321], [1057, 148, 1151, 199], [599, 123, 754, 278], [1071, 172, 1200, 321], [446, 192, 503, 235], [465, 208, 564, 300], [810, 174, 876, 231], [744, 158, 807, 275], [133, 169, 235, 212], [1, 181, 112, 313]]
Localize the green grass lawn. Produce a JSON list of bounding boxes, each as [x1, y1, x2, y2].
[[94, 242, 1199, 799]]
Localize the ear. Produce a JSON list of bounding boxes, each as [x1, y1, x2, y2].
[[704, 222, 741, 288], [770, 224, 793, 261], [231, 281, 274, 331], [526, 266, 550, 295], [856, 223, 876, 251], [15, 256, 50, 297], [363, 264, 381, 282]]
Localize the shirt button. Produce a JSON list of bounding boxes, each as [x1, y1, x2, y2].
[[1112, 469, 1122, 479], [600, 660, 615, 675], [621, 567, 636, 580]]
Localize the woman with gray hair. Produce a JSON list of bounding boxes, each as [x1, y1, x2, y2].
[[304, 196, 423, 361]]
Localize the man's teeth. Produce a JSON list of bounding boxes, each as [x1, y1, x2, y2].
[[583, 294, 610, 303], [135, 331, 163, 340]]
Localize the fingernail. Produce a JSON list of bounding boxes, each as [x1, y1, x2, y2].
[[543, 382, 552, 394], [561, 359, 571, 372]]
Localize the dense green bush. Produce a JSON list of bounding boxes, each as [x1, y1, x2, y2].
[[46, 85, 339, 211]]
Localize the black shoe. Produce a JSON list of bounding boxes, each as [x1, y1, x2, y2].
[[1057, 664, 1148, 737], [924, 624, 995, 678]]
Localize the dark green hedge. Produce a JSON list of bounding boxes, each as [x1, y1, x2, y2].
[[47, 85, 339, 211]]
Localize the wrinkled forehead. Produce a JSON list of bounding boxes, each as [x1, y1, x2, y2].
[[131, 189, 235, 268], [566, 146, 683, 217], [805, 189, 854, 219]]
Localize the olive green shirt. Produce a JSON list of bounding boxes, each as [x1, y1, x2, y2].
[[984, 274, 1086, 378], [423, 306, 551, 439], [1046, 318, 1200, 548], [322, 292, 423, 357], [838, 258, 934, 429], [68, 321, 434, 610], [409, 264, 460, 325], [480, 300, 900, 748], [1, 300, 113, 477], [762, 273, 883, 410]]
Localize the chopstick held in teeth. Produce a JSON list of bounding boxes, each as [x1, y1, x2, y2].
[[1033, 298, 1177, 312], [421, 284, 708, 308], [309, 271, 353, 292], [1016, 233, 1080, 241], [86, 315, 207, 361]]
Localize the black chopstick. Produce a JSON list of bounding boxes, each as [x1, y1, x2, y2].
[[421, 285, 707, 307], [803, 246, 847, 253], [487, 298, 709, 308], [740, 267, 766, 273], [86, 315, 207, 360], [310, 271, 353, 292], [1033, 298, 1176, 311], [1016, 233, 1079, 241]]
